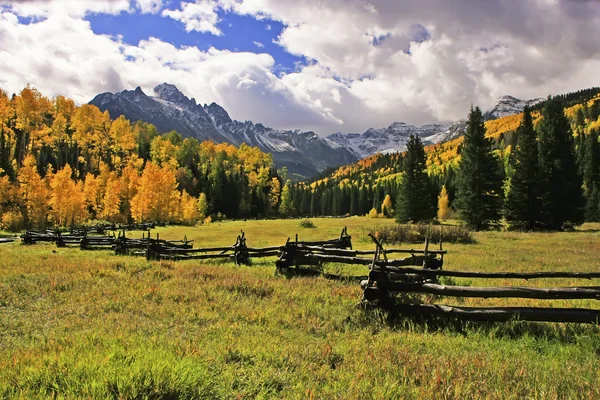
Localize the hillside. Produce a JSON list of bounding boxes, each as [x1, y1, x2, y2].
[[286, 88, 600, 218]]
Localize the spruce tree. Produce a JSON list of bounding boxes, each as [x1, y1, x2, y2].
[[504, 106, 541, 230], [396, 134, 435, 223], [455, 106, 503, 230], [537, 96, 585, 229], [583, 129, 600, 221]]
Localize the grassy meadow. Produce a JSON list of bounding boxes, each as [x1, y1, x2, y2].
[[1, 217, 599, 399]]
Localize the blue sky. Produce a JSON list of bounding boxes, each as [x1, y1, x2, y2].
[[86, 3, 307, 76], [1, 0, 599, 134]]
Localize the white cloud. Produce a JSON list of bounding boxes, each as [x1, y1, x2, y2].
[[265, 23, 271, 30], [2, 0, 600, 136], [0, 0, 132, 18], [135, 0, 164, 14], [216, 0, 600, 129], [253, 41, 264, 48], [0, 9, 337, 130], [162, 0, 222, 35]]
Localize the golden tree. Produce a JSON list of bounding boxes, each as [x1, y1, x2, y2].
[[180, 190, 199, 225], [381, 194, 394, 218], [49, 164, 87, 227], [437, 185, 452, 220], [18, 155, 50, 228]]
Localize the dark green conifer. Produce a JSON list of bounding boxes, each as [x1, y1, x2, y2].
[[396, 134, 435, 223], [537, 96, 585, 229], [504, 106, 541, 230], [455, 106, 503, 230]]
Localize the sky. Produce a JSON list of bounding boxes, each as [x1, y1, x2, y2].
[[1, 0, 600, 135]]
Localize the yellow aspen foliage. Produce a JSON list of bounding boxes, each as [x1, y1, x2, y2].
[[169, 189, 182, 223], [180, 190, 199, 225], [130, 162, 179, 223], [100, 176, 122, 222], [109, 115, 135, 166], [268, 177, 281, 209], [381, 194, 394, 218], [197, 192, 208, 218], [119, 163, 140, 220], [18, 155, 50, 228], [83, 173, 103, 217], [368, 208, 379, 218], [437, 185, 452, 220], [49, 164, 87, 227]]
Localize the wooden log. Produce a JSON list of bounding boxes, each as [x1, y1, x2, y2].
[[246, 246, 284, 252], [377, 266, 600, 280], [160, 253, 231, 260], [387, 303, 600, 324], [370, 282, 600, 300], [290, 253, 437, 267], [237, 250, 280, 257], [161, 246, 233, 254]]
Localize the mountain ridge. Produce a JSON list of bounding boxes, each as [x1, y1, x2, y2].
[[90, 83, 357, 178]]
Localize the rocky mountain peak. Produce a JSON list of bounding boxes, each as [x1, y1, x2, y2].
[[203, 102, 232, 125], [153, 83, 196, 108]]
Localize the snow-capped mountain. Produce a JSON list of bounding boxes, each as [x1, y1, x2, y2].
[[327, 121, 466, 159], [90, 84, 357, 178], [328, 95, 539, 158], [483, 95, 544, 121], [90, 84, 540, 174]]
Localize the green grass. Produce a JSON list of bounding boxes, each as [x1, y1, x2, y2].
[[1, 217, 599, 399]]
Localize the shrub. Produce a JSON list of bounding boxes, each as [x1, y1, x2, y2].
[[1, 210, 24, 232], [203, 216, 212, 225], [299, 219, 316, 229], [368, 208, 379, 218], [372, 223, 475, 244]]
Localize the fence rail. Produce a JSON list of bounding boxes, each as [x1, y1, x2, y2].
[[6, 225, 599, 324]]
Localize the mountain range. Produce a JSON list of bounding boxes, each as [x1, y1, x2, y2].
[[90, 84, 539, 177]]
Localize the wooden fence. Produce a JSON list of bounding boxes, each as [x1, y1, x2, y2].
[[360, 234, 600, 324], [7, 226, 600, 324]]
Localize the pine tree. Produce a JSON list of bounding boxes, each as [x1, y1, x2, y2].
[[396, 134, 434, 223], [583, 129, 600, 221], [504, 106, 541, 230], [455, 106, 503, 230], [537, 97, 585, 229], [310, 186, 320, 216], [358, 185, 368, 215], [349, 186, 358, 216]]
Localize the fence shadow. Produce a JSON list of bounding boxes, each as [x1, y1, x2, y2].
[[366, 307, 600, 344]]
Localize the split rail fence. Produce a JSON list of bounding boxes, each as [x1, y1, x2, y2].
[[5, 225, 600, 324]]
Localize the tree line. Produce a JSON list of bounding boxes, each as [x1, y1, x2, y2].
[[0, 86, 284, 230], [286, 95, 600, 230]]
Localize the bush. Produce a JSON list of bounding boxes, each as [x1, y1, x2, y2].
[[1, 210, 24, 232], [368, 208, 379, 218], [299, 219, 316, 228], [203, 216, 212, 225], [372, 223, 475, 244]]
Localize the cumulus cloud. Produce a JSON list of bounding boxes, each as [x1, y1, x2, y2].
[[135, 0, 163, 14], [0, 8, 338, 129], [2, 0, 600, 135], [162, 0, 222, 35], [218, 0, 600, 128]]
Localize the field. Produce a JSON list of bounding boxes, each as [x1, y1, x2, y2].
[[1, 217, 600, 399]]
